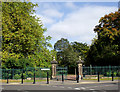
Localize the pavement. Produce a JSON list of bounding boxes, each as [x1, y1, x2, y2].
[[0, 80, 120, 91], [1, 79, 119, 85]]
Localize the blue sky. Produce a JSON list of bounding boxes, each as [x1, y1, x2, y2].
[[32, 1, 118, 48]]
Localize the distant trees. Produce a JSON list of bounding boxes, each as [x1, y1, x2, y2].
[[54, 38, 89, 73], [86, 9, 120, 66], [71, 42, 89, 62]]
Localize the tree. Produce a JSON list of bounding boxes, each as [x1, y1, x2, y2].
[[86, 9, 120, 66], [2, 2, 54, 69], [71, 42, 89, 62], [54, 38, 70, 65], [54, 38, 89, 74], [54, 38, 70, 52]]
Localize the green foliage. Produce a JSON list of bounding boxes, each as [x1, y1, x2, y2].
[[23, 73, 27, 79], [40, 71, 47, 78], [86, 9, 120, 66], [54, 38, 77, 67], [27, 71, 34, 77], [71, 42, 89, 63], [54, 38, 89, 74], [54, 38, 70, 52], [14, 74, 21, 79], [2, 2, 55, 69], [106, 72, 111, 77], [114, 72, 117, 76]]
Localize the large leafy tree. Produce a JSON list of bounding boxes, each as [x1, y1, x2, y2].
[[54, 38, 78, 74], [54, 38, 89, 73], [71, 42, 89, 62], [2, 2, 55, 69], [54, 38, 70, 64], [86, 9, 120, 66]]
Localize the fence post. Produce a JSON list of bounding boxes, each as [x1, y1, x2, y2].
[[98, 72, 100, 82], [33, 68, 35, 84], [112, 72, 114, 81], [47, 72, 49, 84], [62, 72, 64, 83], [7, 70, 9, 84], [21, 69, 24, 84]]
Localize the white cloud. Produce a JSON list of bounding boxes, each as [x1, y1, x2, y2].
[[35, 14, 55, 25], [45, 5, 117, 45], [41, 9, 64, 18], [65, 2, 78, 9], [35, 3, 64, 26]]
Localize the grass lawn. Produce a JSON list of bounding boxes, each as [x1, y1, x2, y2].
[[83, 77, 119, 80], [0, 79, 46, 83]]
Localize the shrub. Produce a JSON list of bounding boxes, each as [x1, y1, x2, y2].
[[106, 72, 111, 77], [114, 72, 117, 76], [41, 71, 47, 78], [14, 74, 21, 79], [27, 71, 34, 78]]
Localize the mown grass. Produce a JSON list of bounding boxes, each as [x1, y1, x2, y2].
[[83, 77, 119, 80], [0, 79, 46, 83]]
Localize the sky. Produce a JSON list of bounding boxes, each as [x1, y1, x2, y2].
[[32, 1, 118, 48]]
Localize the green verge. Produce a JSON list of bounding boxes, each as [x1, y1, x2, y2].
[[83, 77, 119, 80], [1, 79, 46, 83]]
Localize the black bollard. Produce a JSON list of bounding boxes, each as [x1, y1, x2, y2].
[[77, 74, 79, 83], [112, 72, 114, 81], [62, 72, 64, 83], [33, 69, 35, 84], [21, 69, 24, 84], [7, 70, 9, 84], [98, 72, 100, 82], [47, 72, 49, 84]]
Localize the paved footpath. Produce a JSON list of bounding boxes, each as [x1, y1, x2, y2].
[[1, 80, 120, 91]]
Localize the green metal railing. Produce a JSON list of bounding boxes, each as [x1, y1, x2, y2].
[[1, 67, 51, 79], [83, 66, 120, 77]]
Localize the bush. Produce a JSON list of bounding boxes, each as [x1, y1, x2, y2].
[[114, 72, 117, 76], [116, 72, 120, 76], [35, 70, 41, 78], [106, 72, 111, 77], [27, 71, 34, 78], [41, 71, 47, 78], [14, 74, 21, 79]]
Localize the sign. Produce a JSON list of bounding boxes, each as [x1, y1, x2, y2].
[[41, 68, 50, 71]]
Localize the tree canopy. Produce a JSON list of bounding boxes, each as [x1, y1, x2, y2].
[[86, 9, 120, 66], [2, 2, 56, 69], [54, 38, 89, 73]]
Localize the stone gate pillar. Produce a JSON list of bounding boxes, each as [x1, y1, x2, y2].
[[76, 56, 83, 80], [51, 57, 58, 79]]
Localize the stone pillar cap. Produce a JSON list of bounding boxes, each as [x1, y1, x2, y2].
[[76, 56, 84, 64], [51, 57, 58, 64]]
